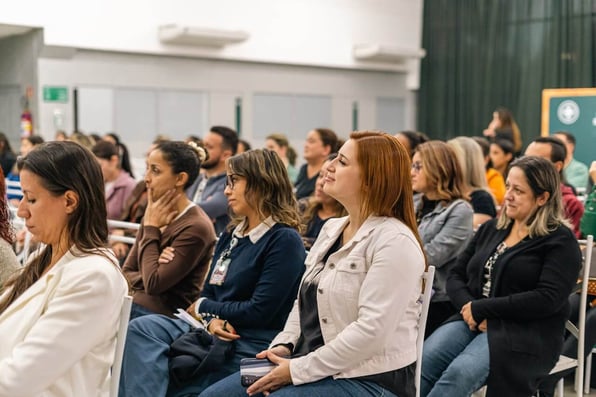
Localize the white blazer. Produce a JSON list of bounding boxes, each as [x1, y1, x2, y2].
[[271, 216, 425, 385], [0, 247, 128, 397]]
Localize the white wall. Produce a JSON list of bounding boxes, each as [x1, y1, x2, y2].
[[38, 50, 410, 158], [0, 30, 42, 148], [0, 0, 423, 71]]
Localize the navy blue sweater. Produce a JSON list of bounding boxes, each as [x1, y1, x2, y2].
[[199, 223, 306, 334]]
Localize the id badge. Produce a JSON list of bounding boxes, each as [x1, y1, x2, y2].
[[209, 258, 230, 285]]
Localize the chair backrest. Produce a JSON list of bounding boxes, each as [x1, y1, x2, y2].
[[415, 265, 435, 397], [110, 295, 133, 397], [574, 235, 594, 395]]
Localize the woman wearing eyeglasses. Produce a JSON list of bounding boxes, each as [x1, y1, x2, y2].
[[119, 149, 306, 397], [411, 141, 474, 337]]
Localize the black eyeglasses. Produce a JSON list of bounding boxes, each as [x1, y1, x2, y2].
[[411, 162, 423, 173], [226, 174, 239, 189]]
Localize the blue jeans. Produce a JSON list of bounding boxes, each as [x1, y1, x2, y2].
[[420, 320, 489, 397], [199, 372, 397, 397], [118, 314, 277, 397]]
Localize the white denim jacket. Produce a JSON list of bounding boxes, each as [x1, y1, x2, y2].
[[270, 216, 425, 385]]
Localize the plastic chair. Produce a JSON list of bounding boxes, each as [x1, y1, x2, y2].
[[110, 295, 133, 397], [586, 346, 596, 393], [549, 235, 593, 397], [416, 266, 435, 397]]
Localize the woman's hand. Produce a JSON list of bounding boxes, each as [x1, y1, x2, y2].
[[143, 188, 179, 228], [483, 128, 495, 138], [158, 246, 175, 264], [207, 318, 240, 341], [478, 319, 487, 333], [112, 242, 130, 259], [246, 350, 292, 396], [461, 301, 478, 331]]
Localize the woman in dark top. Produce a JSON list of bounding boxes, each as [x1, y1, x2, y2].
[[448, 137, 497, 228], [421, 156, 581, 397], [294, 128, 338, 199], [119, 149, 306, 397], [0, 133, 16, 177], [299, 154, 346, 249]]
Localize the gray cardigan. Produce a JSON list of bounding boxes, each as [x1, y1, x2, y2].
[[414, 194, 473, 301]]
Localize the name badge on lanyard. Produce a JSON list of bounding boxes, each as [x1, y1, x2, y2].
[[209, 237, 238, 285]]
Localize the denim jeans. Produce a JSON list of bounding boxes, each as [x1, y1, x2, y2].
[[420, 320, 489, 397], [199, 372, 397, 397], [118, 314, 277, 397]]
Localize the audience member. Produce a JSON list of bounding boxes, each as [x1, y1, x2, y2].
[[237, 139, 252, 153], [265, 133, 299, 183], [483, 107, 523, 154], [200, 131, 426, 397], [186, 126, 239, 235], [294, 128, 338, 199], [0, 168, 18, 291], [119, 149, 305, 397], [185, 135, 203, 146], [525, 136, 584, 237], [0, 141, 128, 396], [489, 138, 515, 179], [395, 130, 429, 159], [553, 131, 589, 191], [412, 141, 474, 337], [299, 154, 346, 249], [92, 140, 137, 221], [472, 136, 506, 206], [104, 132, 135, 178], [7, 135, 45, 204], [421, 156, 581, 396], [68, 131, 96, 149], [0, 132, 16, 177], [111, 138, 169, 262], [54, 130, 68, 141], [448, 137, 497, 227], [122, 141, 216, 318]]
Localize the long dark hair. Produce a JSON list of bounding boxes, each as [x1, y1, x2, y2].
[[0, 142, 110, 314], [0, 168, 14, 244], [105, 132, 134, 178]]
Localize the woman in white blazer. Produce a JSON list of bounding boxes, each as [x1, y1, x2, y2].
[[0, 141, 128, 397], [200, 131, 426, 397]]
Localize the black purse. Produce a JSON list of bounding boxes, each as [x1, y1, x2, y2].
[[168, 328, 235, 386]]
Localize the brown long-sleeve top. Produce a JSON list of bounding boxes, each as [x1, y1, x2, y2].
[[122, 205, 216, 316]]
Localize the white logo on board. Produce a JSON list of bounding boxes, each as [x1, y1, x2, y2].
[[557, 100, 580, 125]]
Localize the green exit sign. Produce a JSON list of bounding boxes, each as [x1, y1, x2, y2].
[[43, 86, 68, 103]]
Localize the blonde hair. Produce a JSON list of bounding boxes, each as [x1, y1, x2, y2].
[[448, 137, 494, 202], [497, 156, 570, 237]]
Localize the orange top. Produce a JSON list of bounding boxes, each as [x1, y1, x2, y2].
[[486, 168, 506, 206]]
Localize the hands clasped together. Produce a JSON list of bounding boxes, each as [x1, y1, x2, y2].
[[461, 301, 487, 332]]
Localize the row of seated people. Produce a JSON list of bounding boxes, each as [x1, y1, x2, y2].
[[0, 134, 425, 397], [0, 128, 592, 395]]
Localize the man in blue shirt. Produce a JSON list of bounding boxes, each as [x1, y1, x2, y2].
[[186, 126, 238, 235]]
